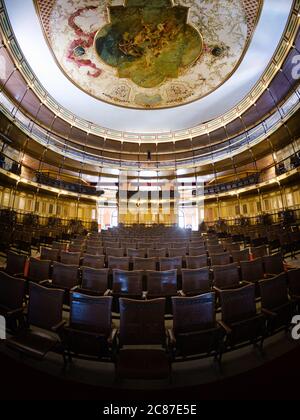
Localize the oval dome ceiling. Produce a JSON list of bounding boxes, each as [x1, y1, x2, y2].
[[5, 0, 293, 134], [35, 0, 262, 110]]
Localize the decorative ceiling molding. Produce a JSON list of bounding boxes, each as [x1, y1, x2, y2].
[[34, 0, 262, 109], [0, 0, 299, 142]]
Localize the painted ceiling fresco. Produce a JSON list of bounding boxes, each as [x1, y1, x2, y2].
[[35, 0, 262, 109]]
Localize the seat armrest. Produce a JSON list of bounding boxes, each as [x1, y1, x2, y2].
[[217, 320, 232, 335], [104, 289, 112, 296], [51, 320, 66, 333], [261, 307, 277, 317], [6, 307, 24, 317], [177, 290, 186, 297], [167, 328, 176, 346], [213, 286, 222, 293], [70, 285, 79, 292], [142, 291, 148, 299], [264, 274, 275, 279], [107, 328, 118, 345], [39, 279, 52, 286]]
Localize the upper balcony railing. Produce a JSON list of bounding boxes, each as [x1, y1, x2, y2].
[[0, 149, 299, 199], [0, 82, 300, 170]]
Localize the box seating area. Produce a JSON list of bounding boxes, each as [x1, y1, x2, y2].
[[0, 225, 299, 382]]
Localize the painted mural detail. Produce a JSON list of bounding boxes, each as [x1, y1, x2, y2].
[[35, 0, 262, 109], [94, 0, 203, 88]]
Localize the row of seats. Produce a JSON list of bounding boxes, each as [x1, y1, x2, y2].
[[1, 270, 299, 380]]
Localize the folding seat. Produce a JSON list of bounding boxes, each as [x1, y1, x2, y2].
[[259, 273, 294, 334], [181, 267, 211, 296], [60, 251, 81, 266], [170, 242, 188, 249], [110, 270, 144, 311], [122, 241, 136, 250], [207, 244, 224, 254], [104, 241, 120, 249], [116, 298, 170, 381], [189, 245, 206, 256], [52, 241, 68, 252], [263, 253, 285, 275], [82, 254, 105, 269], [168, 247, 186, 258], [231, 248, 250, 264], [40, 247, 59, 262], [41, 262, 79, 303], [27, 258, 51, 283], [189, 241, 205, 248], [185, 254, 208, 269], [148, 248, 167, 258], [108, 256, 130, 271], [6, 282, 65, 363], [0, 271, 26, 331], [210, 252, 231, 266], [226, 243, 242, 253], [287, 268, 300, 311], [105, 247, 124, 258], [212, 263, 243, 290], [251, 245, 268, 259], [86, 245, 104, 256], [68, 243, 83, 253], [64, 293, 116, 361], [169, 293, 223, 362], [218, 283, 265, 351], [137, 242, 152, 249], [2, 251, 27, 276], [146, 270, 177, 313], [133, 257, 157, 271], [159, 257, 182, 273], [76, 267, 109, 296], [126, 248, 147, 259]]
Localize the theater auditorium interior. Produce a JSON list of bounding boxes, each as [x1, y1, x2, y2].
[[0, 0, 300, 402]]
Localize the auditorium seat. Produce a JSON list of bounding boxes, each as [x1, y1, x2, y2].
[[133, 257, 157, 271], [0, 271, 26, 331], [207, 244, 224, 254], [108, 256, 130, 271], [263, 253, 285, 275], [251, 245, 268, 259], [148, 248, 167, 258], [126, 248, 147, 259], [146, 270, 177, 313], [167, 247, 186, 258], [169, 293, 223, 362], [181, 267, 211, 296], [186, 254, 208, 269], [110, 269, 144, 311], [212, 263, 242, 290], [6, 282, 65, 362], [210, 252, 231, 266], [231, 248, 250, 264], [82, 254, 105, 269], [218, 283, 265, 351], [60, 251, 81, 265], [259, 273, 294, 334], [85, 245, 104, 256], [116, 298, 170, 381], [64, 293, 116, 361], [27, 258, 51, 283], [40, 247, 59, 262], [2, 251, 27, 276], [105, 247, 124, 258], [40, 262, 79, 304], [188, 245, 206, 256], [75, 267, 109, 296], [68, 243, 83, 253], [159, 257, 182, 273]]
